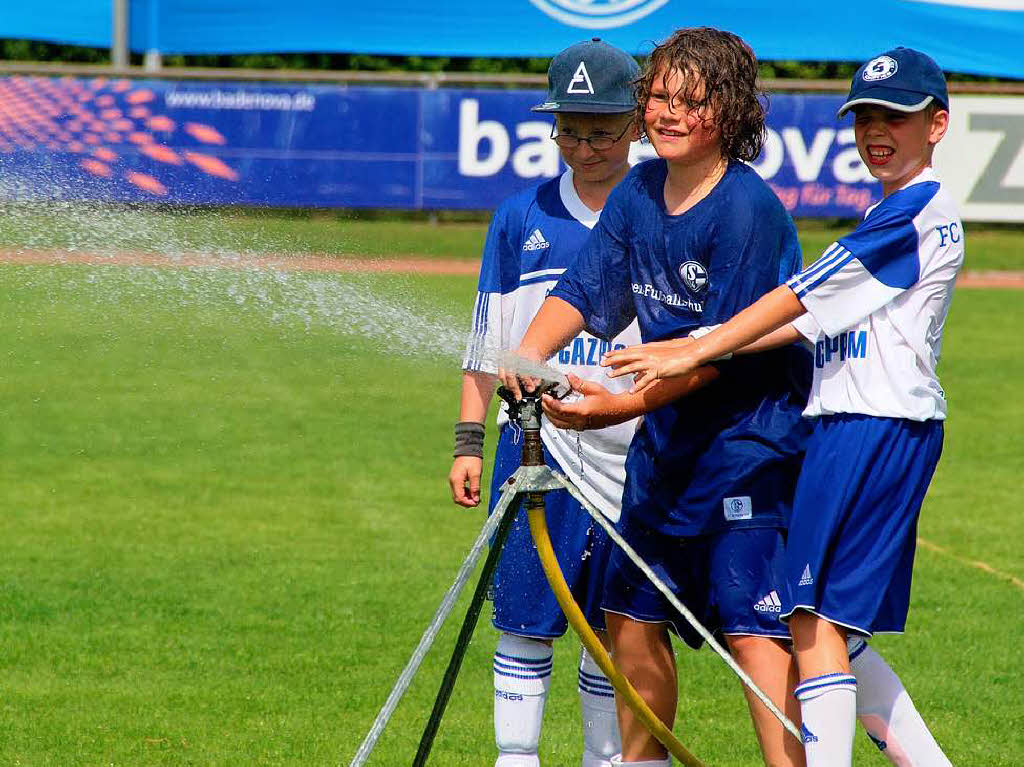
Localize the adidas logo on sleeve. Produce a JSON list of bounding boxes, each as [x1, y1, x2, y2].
[[522, 229, 551, 251], [754, 590, 783, 613]]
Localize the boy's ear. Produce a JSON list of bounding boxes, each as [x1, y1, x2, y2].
[[928, 109, 950, 145]]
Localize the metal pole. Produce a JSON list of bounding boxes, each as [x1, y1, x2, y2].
[[348, 487, 522, 767], [411, 494, 520, 766], [144, 0, 162, 71], [111, 0, 129, 69]]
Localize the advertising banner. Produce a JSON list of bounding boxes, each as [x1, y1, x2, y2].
[[1, 76, 1021, 221]]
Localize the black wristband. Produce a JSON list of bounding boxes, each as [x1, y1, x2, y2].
[[453, 421, 485, 458]]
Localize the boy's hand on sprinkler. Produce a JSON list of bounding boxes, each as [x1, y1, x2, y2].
[[542, 375, 628, 431], [603, 337, 699, 394], [498, 351, 543, 401]]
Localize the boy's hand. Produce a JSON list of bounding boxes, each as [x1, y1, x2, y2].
[[449, 456, 484, 507], [602, 337, 700, 394], [542, 374, 629, 430], [498, 348, 542, 401], [497, 368, 540, 401]]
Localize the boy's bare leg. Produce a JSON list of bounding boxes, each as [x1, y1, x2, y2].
[[605, 612, 676, 762], [726, 635, 805, 767], [790, 612, 849, 676]]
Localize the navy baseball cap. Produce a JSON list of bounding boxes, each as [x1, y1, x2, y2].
[[837, 47, 949, 118], [532, 38, 640, 114]]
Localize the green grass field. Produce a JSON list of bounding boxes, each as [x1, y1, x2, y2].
[[0, 212, 1021, 765]]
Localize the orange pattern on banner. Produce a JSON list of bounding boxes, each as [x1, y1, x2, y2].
[[125, 171, 168, 195], [184, 151, 239, 181], [184, 122, 227, 145], [0, 75, 241, 196], [142, 145, 183, 164], [80, 159, 111, 177], [147, 115, 175, 132]]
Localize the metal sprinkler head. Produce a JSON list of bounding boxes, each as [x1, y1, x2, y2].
[[496, 379, 568, 467]]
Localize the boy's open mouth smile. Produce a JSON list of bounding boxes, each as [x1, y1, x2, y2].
[[867, 145, 895, 165]]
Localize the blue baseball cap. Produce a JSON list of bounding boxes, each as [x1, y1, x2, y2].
[[837, 47, 949, 119], [532, 38, 640, 114]]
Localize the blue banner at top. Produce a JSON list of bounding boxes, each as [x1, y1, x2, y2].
[[4, 1, 1024, 79]]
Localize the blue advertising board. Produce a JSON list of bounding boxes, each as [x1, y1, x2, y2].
[[0, 76, 887, 217]]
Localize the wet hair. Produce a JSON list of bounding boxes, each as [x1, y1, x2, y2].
[[634, 27, 766, 162]]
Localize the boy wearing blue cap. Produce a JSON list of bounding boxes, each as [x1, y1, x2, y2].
[[604, 46, 961, 766], [449, 39, 642, 767]]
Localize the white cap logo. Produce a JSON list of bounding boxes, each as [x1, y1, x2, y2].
[[567, 61, 595, 94], [863, 55, 899, 82]]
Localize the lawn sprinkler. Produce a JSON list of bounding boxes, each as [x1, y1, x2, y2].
[[351, 376, 708, 766], [352, 369, 798, 766]]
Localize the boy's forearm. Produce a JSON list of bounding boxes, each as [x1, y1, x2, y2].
[[584, 365, 721, 427], [518, 296, 586, 362], [459, 370, 497, 423], [735, 323, 804, 355], [693, 285, 805, 365], [623, 365, 721, 416]]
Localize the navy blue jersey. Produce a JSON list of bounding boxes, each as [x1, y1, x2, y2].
[[551, 159, 811, 536]]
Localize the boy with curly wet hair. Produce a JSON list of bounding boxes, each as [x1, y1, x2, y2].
[[509, 27, 810, 766]]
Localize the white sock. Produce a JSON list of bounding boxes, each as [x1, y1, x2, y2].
[[493, 633, 552, 767], [794, 672, 857, 767], [848, 638, 953, 766], [578, 647, 620, 767], [609, 756, 670, 766]]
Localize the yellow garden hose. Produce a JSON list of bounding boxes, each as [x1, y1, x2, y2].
[[527, 501, 708, 767]]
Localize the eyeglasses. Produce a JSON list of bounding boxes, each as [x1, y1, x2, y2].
[[550, 121, 632, 151]]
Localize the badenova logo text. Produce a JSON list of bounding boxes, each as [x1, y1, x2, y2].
[[528, 0, 669, 29]]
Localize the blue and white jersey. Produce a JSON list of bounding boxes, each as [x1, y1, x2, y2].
[[788, 168, 963, 421], [463, 169, 641, 522], [551, 159, 811, 536]]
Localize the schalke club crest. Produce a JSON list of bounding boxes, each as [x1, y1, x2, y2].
[[679, 260, 709, 294]]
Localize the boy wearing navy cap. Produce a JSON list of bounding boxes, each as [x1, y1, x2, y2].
[[604, 46, 960, 767], [449, 39, 642, 767]]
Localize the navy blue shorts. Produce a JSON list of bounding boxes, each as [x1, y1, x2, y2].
[[488, 427, 613, 638], [781, 414, 943, 636], [602, 513, 790, 650]]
